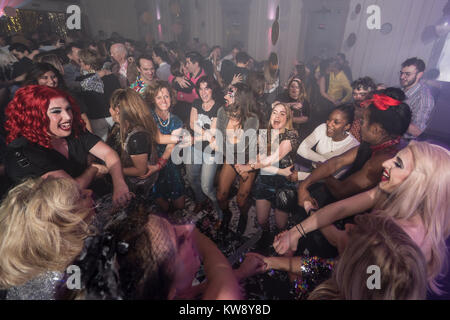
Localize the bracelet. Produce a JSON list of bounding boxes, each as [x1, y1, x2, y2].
[[299, 223, 307, 238], [156, 158, 168, 170], [295, 223, 307, 238]]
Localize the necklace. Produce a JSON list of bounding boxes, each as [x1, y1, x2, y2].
[[156, 111, 170, 127]]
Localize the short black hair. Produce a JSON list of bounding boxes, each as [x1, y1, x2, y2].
[[136, 54, 154, 68], [152, 46, 169, 63], [236, 51, 250, 64], [195, 75, 220, 100], [334, 103, 355, 125], [351, 77, 376, 91], [64, 42, 82, 57], [9, 43, 29, 53], [368, 87, 412, 137], [401, 57, 426, 73], [185, 51, 202, 65]]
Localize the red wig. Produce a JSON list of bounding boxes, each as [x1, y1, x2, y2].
[[5, 85, 86, 148]]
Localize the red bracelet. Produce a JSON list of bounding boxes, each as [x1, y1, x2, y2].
[[157, 158, 168, 169]]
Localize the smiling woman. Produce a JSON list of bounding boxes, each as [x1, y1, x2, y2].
[[274, 141, 450, 294], [4, 85, 132, 207]]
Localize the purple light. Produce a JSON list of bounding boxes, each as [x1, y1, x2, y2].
[[267, 0, 277, 20], [156, 3, 161, 21]]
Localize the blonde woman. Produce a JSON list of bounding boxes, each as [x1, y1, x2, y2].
[[0, 177, 93, 300], [248, 214, 428, 300], [275, 77, 310, 136], [308, 214, 427, 300], [236, 103, 300, 233], [274, 141, 450, 294]]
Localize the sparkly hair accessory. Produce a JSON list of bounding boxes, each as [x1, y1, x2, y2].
[[361, 94, 401, 111]]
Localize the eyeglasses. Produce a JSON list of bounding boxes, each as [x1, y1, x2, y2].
[[399, 71, 417, 77]]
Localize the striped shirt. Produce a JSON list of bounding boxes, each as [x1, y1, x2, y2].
[[404, 81, 435, 139]]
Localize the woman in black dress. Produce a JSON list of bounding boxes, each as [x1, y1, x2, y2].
[[4, 85, 132, 206]]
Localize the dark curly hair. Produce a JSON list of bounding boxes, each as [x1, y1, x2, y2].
[[5, 85, 85, 148], [351, 77, 376, 91]]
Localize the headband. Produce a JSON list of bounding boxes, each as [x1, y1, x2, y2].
[[361, 94, 402, 111]]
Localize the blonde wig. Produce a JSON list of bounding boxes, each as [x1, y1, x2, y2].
[[0, 178, 92, 288], [309, 214, 427, 300], [375, 141, 450, 293]]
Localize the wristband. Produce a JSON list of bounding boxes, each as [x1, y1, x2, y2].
[[295, 223, 307, 238], [157, 157, 168, 170]]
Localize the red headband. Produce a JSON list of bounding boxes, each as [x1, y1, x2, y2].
[[361, 94, 402, 111]]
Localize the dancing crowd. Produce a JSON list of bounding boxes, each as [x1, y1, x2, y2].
[[0, 29, 448, 300]]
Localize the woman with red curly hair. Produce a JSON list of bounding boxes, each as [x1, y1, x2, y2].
[[4, 85, 132, 206]]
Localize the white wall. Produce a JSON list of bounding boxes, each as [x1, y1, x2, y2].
[[80, 0, 139, 40], [341, 0, 448, 86], [188, 0, 224, 47], [248, 0, 303, 84]]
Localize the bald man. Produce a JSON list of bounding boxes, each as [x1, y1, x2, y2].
[[110, 42, 138, 88]]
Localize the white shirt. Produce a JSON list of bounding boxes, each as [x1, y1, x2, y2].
[[297, 123, 360, 178]]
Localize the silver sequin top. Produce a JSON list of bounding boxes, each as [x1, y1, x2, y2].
[[6, 271, 63, 300]]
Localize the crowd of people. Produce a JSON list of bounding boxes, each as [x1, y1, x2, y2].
[[0, 29, 448, 300]]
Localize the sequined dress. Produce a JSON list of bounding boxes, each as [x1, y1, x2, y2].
[[151, 110, 185, 200], [5, 271, 64, 300]]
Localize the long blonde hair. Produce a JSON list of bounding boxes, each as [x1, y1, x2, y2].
[[266, 102, 294, 155], [374, 141, 450, 293], [309, 214, 427, 300], [110, 88, 158, 151], [0, 178, 92, 288]]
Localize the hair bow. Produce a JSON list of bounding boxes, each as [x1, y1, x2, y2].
[[361, 94, 401, 111]]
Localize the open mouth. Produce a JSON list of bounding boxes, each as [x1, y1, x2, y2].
[[58, 122, 72, 131], [273, 120, 280, 126], [381, 169, 390, 182]]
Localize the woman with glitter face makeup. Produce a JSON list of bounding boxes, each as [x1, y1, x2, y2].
[[4, 85, 132, 207], [213, 83, 259, 236], [274, 141, 450, 295]]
